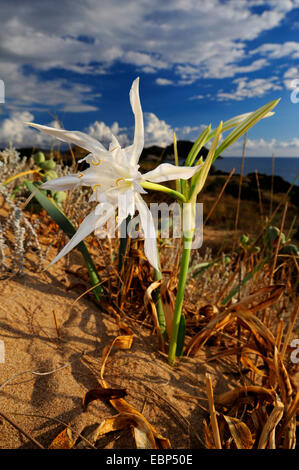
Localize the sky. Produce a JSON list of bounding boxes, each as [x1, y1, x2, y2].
[[1, 0, 299, 157]]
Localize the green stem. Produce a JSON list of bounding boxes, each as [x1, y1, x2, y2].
[[154, 247, 166, 339], [168, 235, 192, 365], [118, 215, 131, 274], [141, 181, 186, 203]]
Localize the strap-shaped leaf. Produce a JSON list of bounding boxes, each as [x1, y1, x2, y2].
[[213, 99, 280, 163], [184, 125, 211, 167], [176, 314, 186, 357], [24, 180, 103, 304]]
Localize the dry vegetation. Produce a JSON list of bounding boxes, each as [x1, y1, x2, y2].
[[0, 146, 298, 449]]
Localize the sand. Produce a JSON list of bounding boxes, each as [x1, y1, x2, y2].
[[0, 245, 241, 449]]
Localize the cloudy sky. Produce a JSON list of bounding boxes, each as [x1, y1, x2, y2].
[[1, 0, 299, 156]]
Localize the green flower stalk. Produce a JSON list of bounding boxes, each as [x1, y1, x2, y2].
[[168, 121, 223, 365]]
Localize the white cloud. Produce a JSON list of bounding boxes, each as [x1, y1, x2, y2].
[[283, 67, 299, 89], [174, 124, 207, 140], [2, 110, 299, 158], [0, 112, 59, 147], [0, 110, 184, 149], [86, 120, 130, 147], [123, 52, 168, 71], [0, 62, 99, 113], [222, 136, 299, 157], [251, 41, 299, 59], [217, 77, 282, 101], [155, 78, 174, 86], [143, 112, 174, 147], [0, 0, 297, 109], [189, 94, 206, 100], [86, 113, 208, 148]]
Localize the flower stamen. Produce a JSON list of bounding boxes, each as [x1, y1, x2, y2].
[[77, 173, 84, 178], [91, 159, 102, 166], [116, 177, 125, 186], [110, 146, 120, 152], [92, 184, 102, 191]]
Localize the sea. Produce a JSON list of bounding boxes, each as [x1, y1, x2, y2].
[[211, 157, 299, 186]]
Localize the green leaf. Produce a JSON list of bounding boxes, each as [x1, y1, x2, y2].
[[189, 121, 223, 201], [153, 246, 166, 340], [24, 180, 104, 304], [184, 125, 211, 167], [118, 215, 131, 274], [189, 261, 213, 277], [213, 99, 280, 163], [176, 314, 186, 357]]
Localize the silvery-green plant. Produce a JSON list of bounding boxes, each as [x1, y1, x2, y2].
[[0, 222, 8, 272], [33, 151, 67, 208], [0, 183, 43, 275], [0, 146, 28, 187]]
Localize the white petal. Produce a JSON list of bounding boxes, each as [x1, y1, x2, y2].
[[143, 163, 202, 183], [109, 134, 121, 151], [75, 167, 105, 187], [129, 78, 144, 165], [118, 189, 135, 222], [135, 194, 159, 271], [46, 204, 114, 269], [41, 175, 80, 191], [25, 122, 107, 154], [45, 208, 99, 268], [133, 181, 147, 194], [115, 190, 135, 238]]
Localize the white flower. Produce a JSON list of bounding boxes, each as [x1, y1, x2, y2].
[[26, 78, 201, 271]]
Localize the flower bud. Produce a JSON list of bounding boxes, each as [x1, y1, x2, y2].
[[39, 159, 56, 170], [33, 151, 45, 165]]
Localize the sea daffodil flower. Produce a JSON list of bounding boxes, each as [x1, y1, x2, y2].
[[26, 78, 201, 271]]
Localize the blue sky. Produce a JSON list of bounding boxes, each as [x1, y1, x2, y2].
[[1, 0, 299, 156]]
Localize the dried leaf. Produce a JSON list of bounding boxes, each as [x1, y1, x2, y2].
[[222, 415, 254, 449], [276, 391, 299, 446], [160, 280, 175, 339], [100, 302, 134, 335], [240, 352, 267, 377], [89, 412, 157, 449], [258, 398, 284, 449], [100, 335, 134, 380], [76, 413, 133, 448], [283, 415, 296, 449], [273, 346, 293, 405], [203, 419, 215, 449], [98, 332, 170, 449], [144, 280, 164, 349], [205, 374, 222, 449], [186, 311, 233, 356], [227, 284, 285, 315], [82, 388, 128, 411], [49, 426, 75, 449], [215, 386, 276, 407], [236, 308, 275, 349]]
